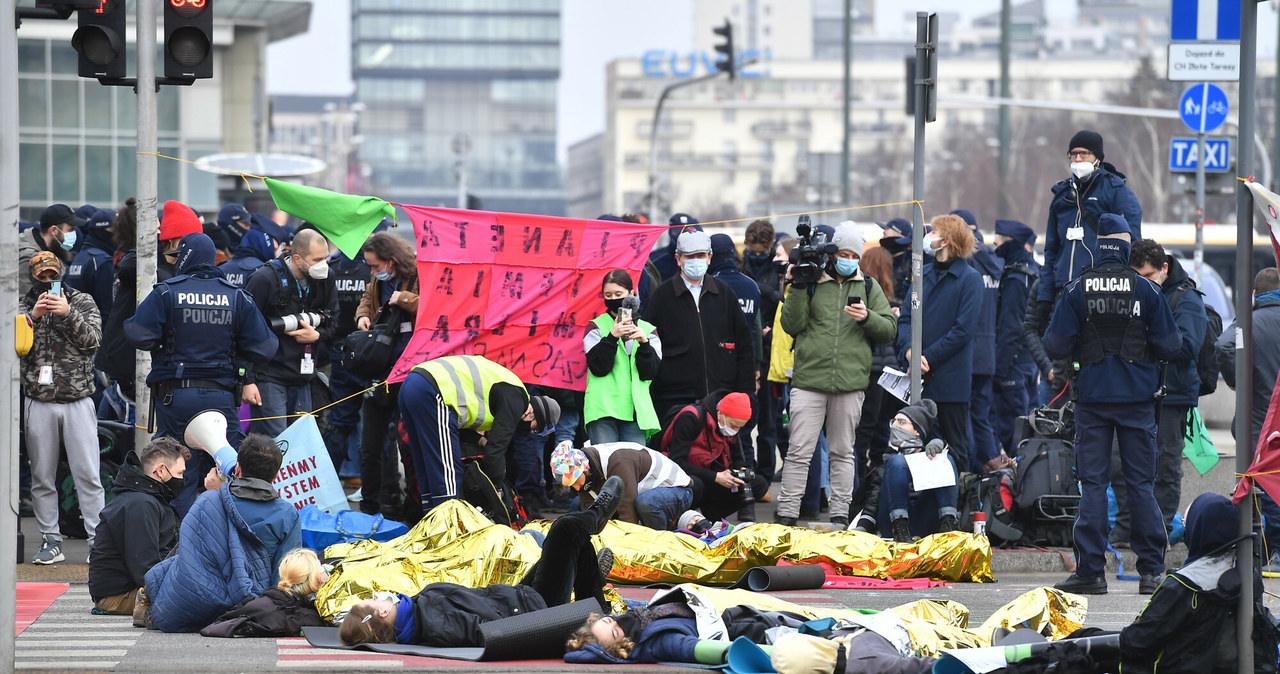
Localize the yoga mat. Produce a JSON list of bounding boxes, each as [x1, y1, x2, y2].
[[303, 599, 598, 662], [822, 576, 951, 590], [728, 564, 826, 592]]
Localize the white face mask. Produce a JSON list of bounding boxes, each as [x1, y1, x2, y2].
[[307, 259, 329, 280], [1070, 161, 1097, 180], [923, 234, 941, 255], [718, 422, 739, 437]]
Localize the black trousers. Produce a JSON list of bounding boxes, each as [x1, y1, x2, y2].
[[933, 402, 971, 473], [519, 510, 607, 610], [359, 383, 402, 515]]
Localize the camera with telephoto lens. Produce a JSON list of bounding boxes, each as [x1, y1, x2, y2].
[[732, 467, 756, 503], [270, 311, 327, 332], [788, 215, 838, 286]]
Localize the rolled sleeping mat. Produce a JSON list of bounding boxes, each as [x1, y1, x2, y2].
[[477, 598, 600, 661], [729, 564, 826, 592]]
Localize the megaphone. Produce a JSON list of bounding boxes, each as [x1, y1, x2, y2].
[[184, 409, 238, 478]]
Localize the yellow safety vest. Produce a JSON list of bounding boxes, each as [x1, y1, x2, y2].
[[413, 356, 527, 431]]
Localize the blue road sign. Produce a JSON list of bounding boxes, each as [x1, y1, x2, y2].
[[1171, 0, 1241, 41], [1179, 83, 1229, 133], [1169, 137, 1232, 172]]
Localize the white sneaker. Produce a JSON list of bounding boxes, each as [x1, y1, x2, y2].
[[348, 488, 362, 503], [33, 535, 64, 565]]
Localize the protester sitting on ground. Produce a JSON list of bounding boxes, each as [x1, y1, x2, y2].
[[657, 390, 769, 521], [876, 399, 961, 543], [584, 269, 663, 445], [200, 548, 330, 638], [337, 477, 624, 647], [551, 441, 692, 530], [1119, 492, 1280, 671], [88, 438, 190, 615], [140, 434, 302, 633]]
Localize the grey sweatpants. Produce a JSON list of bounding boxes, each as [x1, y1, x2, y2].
[[27, 397, 103, 543], [775, 388, 865, 518]]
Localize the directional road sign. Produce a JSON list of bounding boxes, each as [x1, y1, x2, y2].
[[1170, 0, 1241, 41], [1179, 83, 1229, 133], [1169, 136, 1232, 173], [1168, 0, 1241, 81]]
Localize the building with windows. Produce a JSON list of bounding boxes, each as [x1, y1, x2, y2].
[[350, 0, 563, 215], [15, 2, 312, 221]]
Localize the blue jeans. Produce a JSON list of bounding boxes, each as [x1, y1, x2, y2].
[[877, 452, 959, 537], [249, 380, 313, 438], [634, 485, 694, 530], [586, 417, 647, 445]]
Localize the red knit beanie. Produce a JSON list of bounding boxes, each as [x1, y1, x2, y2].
[[160, 200, 202, 241], [718, 392, 752, 421]]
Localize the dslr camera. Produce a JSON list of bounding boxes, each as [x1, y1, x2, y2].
[[732, 467, 756, 503], [788, 215, 838, 286], [270, 311, 327, 332]]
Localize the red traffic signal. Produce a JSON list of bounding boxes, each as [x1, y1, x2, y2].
[[71, 0, 126, 78], [164, 0, 213, 79]]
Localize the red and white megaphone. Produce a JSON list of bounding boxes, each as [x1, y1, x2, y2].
[[183, 409, 238, 478]]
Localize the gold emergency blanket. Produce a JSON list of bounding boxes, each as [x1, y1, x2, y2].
[[315, 501, 993, 621], [977, 587, 1088, 641]]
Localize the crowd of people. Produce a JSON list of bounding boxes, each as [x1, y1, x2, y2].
[[12, 127, 1278, 670]]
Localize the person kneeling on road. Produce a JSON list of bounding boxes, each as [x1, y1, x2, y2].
[[550, 441, 694, 530], [657, 391, 769, 522], [876, 399, 960, 543], [338, 476, 625, 647]]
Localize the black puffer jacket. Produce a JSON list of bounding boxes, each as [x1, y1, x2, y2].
[[200, 587, 326, 638], [88, 452, 179, 601], [409, 583, 546, 647]]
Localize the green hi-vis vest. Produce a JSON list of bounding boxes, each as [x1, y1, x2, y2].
[[413, 355, 527, 431], [583, 314, 660, 433]]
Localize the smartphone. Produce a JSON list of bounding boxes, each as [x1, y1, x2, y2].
[[847, 295, 862, 306], [49, 281, 61, 296], [618, 307, 632, 323]]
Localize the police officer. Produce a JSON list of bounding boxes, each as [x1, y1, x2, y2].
[[215, 202, 251, 250], [952, 208, 1003, 469], [398, 355, 560, 515], [991, 219, 1039, 452], [124, 233, 278, 517], [65, 208, 116, 320], [242, 228, 340, 438], [218, 215, 290, 288], [1043, 214, 1181, 596]]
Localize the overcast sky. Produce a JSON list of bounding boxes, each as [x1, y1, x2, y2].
[[266, 1, 1280, 163]]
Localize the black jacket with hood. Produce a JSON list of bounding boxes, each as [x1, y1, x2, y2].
[[88, 451, 179, 601]]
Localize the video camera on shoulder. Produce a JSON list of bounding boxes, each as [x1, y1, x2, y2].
[[789, 216, 838, 285], [270, 310, 328, 332]]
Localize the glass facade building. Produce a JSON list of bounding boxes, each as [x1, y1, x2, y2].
[[351, 0, 564, 215]]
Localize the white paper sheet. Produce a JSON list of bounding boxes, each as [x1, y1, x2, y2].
[[877, 366, 910, 403], [904, 449, 957, 490]]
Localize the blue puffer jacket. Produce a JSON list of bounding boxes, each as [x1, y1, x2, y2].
[[1037, 164, 1142, 303], [145, 480, 301, 633], [896, 256, 984, 403]]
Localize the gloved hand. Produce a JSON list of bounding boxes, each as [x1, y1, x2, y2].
[[924, 439, 946, 458]]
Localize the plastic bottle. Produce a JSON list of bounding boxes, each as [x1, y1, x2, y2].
[[973, 510, 987, 536]]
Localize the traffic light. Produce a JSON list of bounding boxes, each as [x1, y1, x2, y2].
[[713, 19, 734, 80], [164, 0, 213, 80], [71, 0, 126, 79]]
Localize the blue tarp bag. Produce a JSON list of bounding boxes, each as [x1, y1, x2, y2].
[[299, 506, 409, 555]]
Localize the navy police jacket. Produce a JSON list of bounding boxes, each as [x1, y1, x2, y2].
[[1038, 164, 1142, 302], [124, 267, 278, 388], [995, 244, 1038, 385], [969, 238, 1003, 377], [1042, 250, 1181, 405], [65, 231, 116, 319], [895, 256, 984, 403]]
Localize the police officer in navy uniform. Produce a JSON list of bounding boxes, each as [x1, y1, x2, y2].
[[991, 219, 1039, 452], [217, 215, 290, 288], [65, 208, 117, 321], [951, 208, 1003, 469], [124, 233, 279, 517], [1043, 213, 1181, 596]]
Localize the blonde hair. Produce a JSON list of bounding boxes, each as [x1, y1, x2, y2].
[[276, 548, 325, 596], [565, 613, 636, 659], [930, 214, 977, 258], [339, 603, 396, 646]]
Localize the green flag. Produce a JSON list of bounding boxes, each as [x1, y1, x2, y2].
[[265, 178, 395, 259], [1183, 408, 1219, 476]]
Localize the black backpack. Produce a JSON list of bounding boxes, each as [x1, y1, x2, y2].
[[1170, 283, 1223, 396], [1013, 437, 1080, 547], [959, 469, 1022, 545]]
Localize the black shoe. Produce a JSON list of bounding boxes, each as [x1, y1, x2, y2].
[[1054, 573, 1108, 595], [596, 547, 614, 581], [830, 515, 849, 529], [1138, 574, 1161, 595], [774, 514, 798, 527], [937, 514, 958, 533], [587, 476, 623, 533], [891, 518, 913, 544]]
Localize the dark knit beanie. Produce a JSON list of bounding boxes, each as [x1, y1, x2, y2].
[[1068, 130, 1104, 161]]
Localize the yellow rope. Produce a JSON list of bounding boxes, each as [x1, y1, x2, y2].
[[131, 381, 390, 430], [138, 152, 265, 192]]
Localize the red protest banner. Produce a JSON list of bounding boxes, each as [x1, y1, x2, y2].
[[389, 206, 666, 391]]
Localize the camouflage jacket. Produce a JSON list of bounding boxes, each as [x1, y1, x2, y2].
[[20, 286, 102, 402]]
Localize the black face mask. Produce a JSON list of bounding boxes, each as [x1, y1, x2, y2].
[[32, 276, 59, 294], [614, 612, 640, 640], [744, 250, 771, 265], [604, 297, 626, 314]]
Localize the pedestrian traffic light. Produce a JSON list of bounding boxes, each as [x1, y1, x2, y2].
[[164, 0, 213, 80], [71, 0, 126, 79], [713, 19, 735, 81]]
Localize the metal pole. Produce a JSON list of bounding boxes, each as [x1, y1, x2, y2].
[[909, 12, 929, 403], [135, 0, 158, 450], [1194, 131, 1205, 285], [840, 0, 851, 205], [997, 0, 1011, 216], [647, 70, 727, 227], [1, 1, 22, 666], [1273, 3, 1280, 194], [1235, 3, 1259, 672]]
